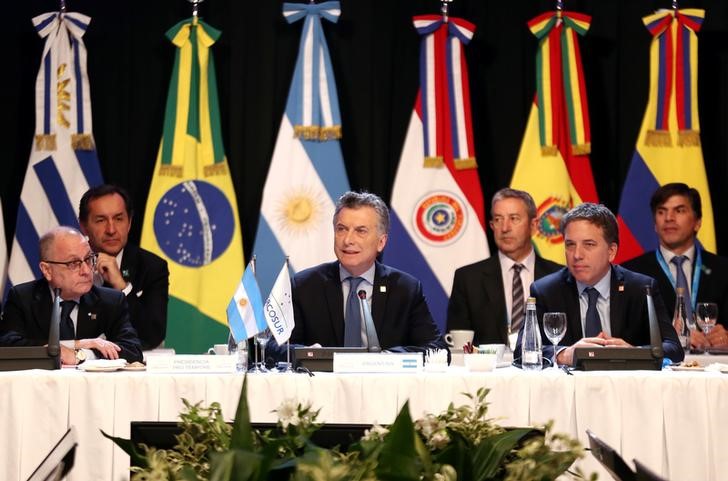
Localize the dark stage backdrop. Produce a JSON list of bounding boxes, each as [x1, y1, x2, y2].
[[4, 0, 728, 262]]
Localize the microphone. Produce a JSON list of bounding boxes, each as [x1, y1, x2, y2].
[[644, 285, 664, 359], [47, 288, 61, 359], [358, 290, 381, 352]]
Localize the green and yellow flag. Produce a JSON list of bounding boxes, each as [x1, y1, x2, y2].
[[141, 18, 243, 353]]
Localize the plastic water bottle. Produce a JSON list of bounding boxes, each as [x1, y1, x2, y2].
[[521, 297, 543, 371], [236, 341, 248, 372]]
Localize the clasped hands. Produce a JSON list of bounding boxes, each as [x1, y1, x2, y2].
[[690, 325, 728, 349], [556, 332, 631, 366], [60, 337, 122, 365]]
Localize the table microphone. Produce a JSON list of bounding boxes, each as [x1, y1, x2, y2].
[[47, 288, 61, 357], [358, 290, 381, 352]]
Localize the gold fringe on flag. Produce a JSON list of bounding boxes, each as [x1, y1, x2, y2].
[[677, 130, 701, 147], [454, 157, 477, 170], [541, 145, 558, 156], [319, 126, 342, 140], [204, 163, 229, 177], [645, 130, 672, 147], [34, 134, 57, 151], [71, 133, 95, 151], [423, 156, 444, 168], [571, 143, 591, 155], [159, 164, 183, 177]]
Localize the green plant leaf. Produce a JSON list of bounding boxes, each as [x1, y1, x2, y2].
[[472, 428, 538, 481], [100, 429, 148, 469], [209, 449, 265, 481], [230, 375, 255, 451], [376, 401, 422, 481], [179, 465, 199, 481]]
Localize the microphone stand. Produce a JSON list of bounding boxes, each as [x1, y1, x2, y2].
[[47, 288, 62, 367], [358, 290, 381, 352]]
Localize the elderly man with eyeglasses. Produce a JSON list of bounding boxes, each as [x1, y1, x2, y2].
[[0, 226, 143, 365]]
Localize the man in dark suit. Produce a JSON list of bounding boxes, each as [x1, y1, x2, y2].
[[622, 183, 728, 348], [0, 227, 143, 364], [289, 191, 445, 352], [447, 188, 561, 346], [517, 203, 683, 365], [79, 185, 169, 350]]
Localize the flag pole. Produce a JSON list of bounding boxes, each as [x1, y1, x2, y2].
[[283, 256, 295, 372], [188, 0, 204, 19], [440, 0, 453, 23]]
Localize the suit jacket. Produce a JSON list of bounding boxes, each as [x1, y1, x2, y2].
[[446, 254, 562, 344], [115, 245, 169, 350], [622, 248, 728, 330], [0, 279, 143, 362], [290, 261, 446, 352], [516, 265, 683, 363]]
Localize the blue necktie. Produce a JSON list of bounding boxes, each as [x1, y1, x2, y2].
[[671, 255, 693, 322], [584, 287, 601, 337], [59, 300, 77, 340], [344, 277, 364, 347]]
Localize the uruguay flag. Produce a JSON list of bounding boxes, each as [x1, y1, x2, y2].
[[386, 16, 489, 331], [616, 8, 715, 262], [8, 11, 103, 288], [252, 1, 350, 296]]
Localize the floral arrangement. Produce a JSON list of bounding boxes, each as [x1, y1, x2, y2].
[[105, 378, 594, 481]]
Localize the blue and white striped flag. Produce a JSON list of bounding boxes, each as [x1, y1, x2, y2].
[[226, 261, 267, 342], [7, 11, 103, 287], [252, 1, 350, 296]]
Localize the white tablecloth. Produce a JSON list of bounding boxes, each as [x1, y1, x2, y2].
[[2, 365, 727, 481]]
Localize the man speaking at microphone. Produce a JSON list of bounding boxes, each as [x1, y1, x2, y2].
[[0, 227, 142, 365], [288, 191, 445, 353]]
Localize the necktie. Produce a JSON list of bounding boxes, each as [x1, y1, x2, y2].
[[59, 300, 77, 340], [510, 264, 525, 334], [671, 255, 693, 322], [584, 287, 601, 337], [344, 277, 364, 347]]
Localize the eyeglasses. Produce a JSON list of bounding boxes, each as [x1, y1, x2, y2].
[[43, 253, 98, 271], [490, 215, 525, 227]]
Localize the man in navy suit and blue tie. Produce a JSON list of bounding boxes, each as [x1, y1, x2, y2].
[[516, 203, 683, 365]]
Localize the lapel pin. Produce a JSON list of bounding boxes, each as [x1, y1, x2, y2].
[[379, 286, 386, 293], [89, 313, 97, 320], [618, 285, 624, 292]]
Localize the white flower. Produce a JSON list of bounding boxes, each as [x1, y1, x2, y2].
[[428, 430, 450, 450], [362, 423, 389, 441], [275, 399, 300, 430]]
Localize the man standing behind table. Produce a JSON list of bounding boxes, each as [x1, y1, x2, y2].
[[622, 183, 728, 349], [516, 203, 683, 366], [0, 227, 142, 365], [79, 185, 169, 350], [447, 188, 561, 347], [288, 191, 446, 353]]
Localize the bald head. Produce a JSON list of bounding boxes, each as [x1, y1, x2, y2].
[[39, 226, 88, 262]]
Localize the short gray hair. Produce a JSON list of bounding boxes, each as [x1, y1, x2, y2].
[[333, 191, 390, 234], [561, 203, 619, 245], [490, 188, 537, 220]]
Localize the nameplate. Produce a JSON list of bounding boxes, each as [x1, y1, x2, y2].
[[333, 353, 423, 373], [146, 355, 237, 373]]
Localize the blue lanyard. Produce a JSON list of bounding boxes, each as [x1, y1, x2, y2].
[[655, 247, 702, 310]]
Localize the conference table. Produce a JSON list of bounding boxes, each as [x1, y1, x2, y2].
[[2, 360, 727, 481]]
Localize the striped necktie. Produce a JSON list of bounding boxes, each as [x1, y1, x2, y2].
[[510, 264, 525, 334]]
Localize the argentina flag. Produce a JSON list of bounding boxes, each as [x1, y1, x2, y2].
[[7, 11, 103, 288], [252, 1, 350, 296], [227, 261, 267, 342]]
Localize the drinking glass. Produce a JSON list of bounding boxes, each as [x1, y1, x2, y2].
[[543, 312, 567, 369], [696, 302, 718, 337], [254, 329, 272, 373]]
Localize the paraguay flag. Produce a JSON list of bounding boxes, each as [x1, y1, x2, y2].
[[252, 1, 350, 296], [7, 11, 103, 289], [510, 11, 598, 264], [140, 17, 244, 353], [386, 15, 489, 331], [616, 8, 714, 262]]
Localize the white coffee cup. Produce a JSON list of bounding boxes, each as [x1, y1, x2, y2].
[[207, 344, 229, 355], [444, 329, 475, 350], [478, 343, 506, 363]]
